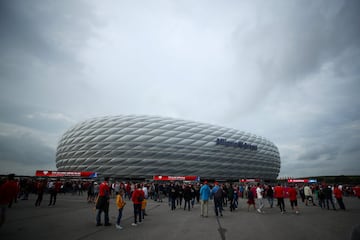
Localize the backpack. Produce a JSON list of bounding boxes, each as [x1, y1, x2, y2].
[[137, 194, 144, 202], [214, 188, 223, 199]]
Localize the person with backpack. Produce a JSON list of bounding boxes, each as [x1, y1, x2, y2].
[[131, 183, 144, 226], [183, 184, 192, 211], [212, 182, 223, 217], [95, 177, 111, 226]]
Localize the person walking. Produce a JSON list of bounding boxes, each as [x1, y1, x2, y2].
[[256, 183, 264, 213], [211, 182, 223, 217], [199, 181, 211, 217], [333, 184, 346, 210], [266, 184, 274, 208], [0, 174, 18, 227], [274, 183, 286, 214], [318, 186, 326, 209], [95, 177, 111, 226], [48, 179, 62, 206], [183, 184, 192, 211], [247, 186, 256, 211], [169, 183, 177, 211], [304, 185, 316, 206], [228, 183, 235, 211], [115, 189, 126, 229], [323, 185, 336, 210], [35, 180, 46, 207], [288, 185, 300, 214]]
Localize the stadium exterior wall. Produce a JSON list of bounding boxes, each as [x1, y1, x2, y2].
[[56, 115, 281, 180]]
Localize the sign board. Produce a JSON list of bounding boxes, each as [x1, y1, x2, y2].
[[153, 175, 200, 181], [240, 178, 260, 183], [35, 170, 97, 178], [287, 179, 317, 183]]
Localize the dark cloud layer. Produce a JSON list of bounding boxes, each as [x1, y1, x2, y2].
[[0, 0, 359, 177]]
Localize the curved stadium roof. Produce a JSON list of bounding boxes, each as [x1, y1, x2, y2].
[[56, 115, 280, 179]]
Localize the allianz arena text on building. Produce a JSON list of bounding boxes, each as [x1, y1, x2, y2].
[[56, 115, 280, 180]]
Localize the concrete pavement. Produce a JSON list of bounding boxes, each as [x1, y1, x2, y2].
[[1, 194, 359, 240]]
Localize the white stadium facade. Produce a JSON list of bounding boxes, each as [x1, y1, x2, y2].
[[56, 115, 281, 180]]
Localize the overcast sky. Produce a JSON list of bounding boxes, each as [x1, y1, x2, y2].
[[0, 0, 359, 178]]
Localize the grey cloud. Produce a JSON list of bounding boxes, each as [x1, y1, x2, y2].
[[0, 0, 359, 177], [0, 0, 99, 65], [0, 133, 55, 168]]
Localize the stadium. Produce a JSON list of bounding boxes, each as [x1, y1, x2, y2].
[[55, 115, 281, 180]]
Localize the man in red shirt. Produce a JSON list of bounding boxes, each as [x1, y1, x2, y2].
[[0, 174, 18, 227], [95, 177, 111, 226], [131, 183, 145, 226], [274, 183, 286, 214], [288, 185, 300, 214], [333, 184, 346, 210]]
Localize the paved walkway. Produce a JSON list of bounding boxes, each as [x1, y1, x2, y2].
[[1, 194, 359, 240]]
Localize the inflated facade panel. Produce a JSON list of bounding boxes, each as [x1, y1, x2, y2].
[[56, 115, 280, 179]]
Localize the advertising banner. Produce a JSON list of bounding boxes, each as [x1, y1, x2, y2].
[[287, 179, 317, 183], [240, 178, 260, 183], [153, 175, 200, 181], [35, 170, 97, 178]]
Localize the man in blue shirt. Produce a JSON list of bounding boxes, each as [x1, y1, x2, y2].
[[200, 181, 211, 217]]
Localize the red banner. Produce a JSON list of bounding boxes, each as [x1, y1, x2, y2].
[[288, 179, 309, 183], [288, 179, 317, 183], [240, 178, 260, 183], [35, 170, 97, 178], [153, 175, 200, 181]]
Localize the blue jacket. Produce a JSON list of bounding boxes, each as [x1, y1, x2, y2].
[[211, 185, 220, 197], [200, 184, 211, 201]]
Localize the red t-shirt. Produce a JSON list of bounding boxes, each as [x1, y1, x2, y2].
[[288, 187, 297, 201], [333, 187, 342, 198], [132, 189, 145, 204], [274, 186, 284, 198], [0, 180, 18, 205], [54, 182, 62, 192], [99, 181, 110, 197]]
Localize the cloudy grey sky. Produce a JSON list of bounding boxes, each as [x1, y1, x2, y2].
[[0, 0, 359, 178]]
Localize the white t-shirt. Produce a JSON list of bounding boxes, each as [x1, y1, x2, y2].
[[142, 186, 148, 199], [256, 187, 263, 199]]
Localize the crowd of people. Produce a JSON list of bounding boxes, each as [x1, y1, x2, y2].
[[1, 173, 360, 230]]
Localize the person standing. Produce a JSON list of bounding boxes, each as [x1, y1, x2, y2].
[[35, 180, 46, 207], [274, 183, 286, 214], [142, 184, 148, 216], [47, 180, 55, 206], [323, 185, 336, 210], [333, 184, 346, 210], [318, 186, 326, 208], [304, 185, 316, 206], [247, 185, 256, 211], [169, 183, 177, 211], [266, 184, 274, 208], [131, 184, 144, 226], [199, 181, 211, 217], [183, 184, 192, 211], [228, 183, 235, 211], [48, 179, 62, 206], [95, 177, 111, 226], [0, 174, 18, 227], [115, 189, 126, 229], [256, 183, 264, 213]]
